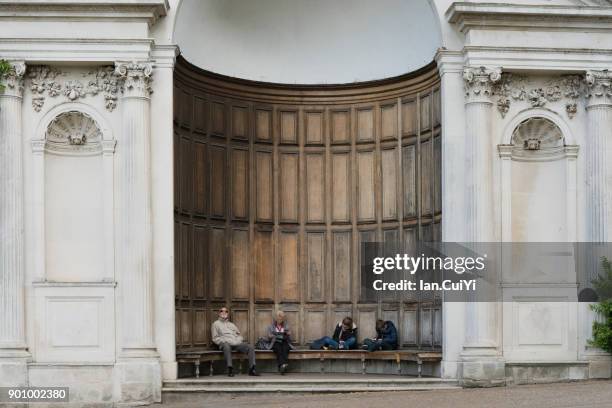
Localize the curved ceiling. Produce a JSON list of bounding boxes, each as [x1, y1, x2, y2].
[[173, 0, 442, 84]]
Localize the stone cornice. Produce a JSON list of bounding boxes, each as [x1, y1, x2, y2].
[[447, 2, 612, 33], [0, 1, 169, 26]]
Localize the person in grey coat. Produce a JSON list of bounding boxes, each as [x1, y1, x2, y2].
[[263, 310, 294, 374], [211, 307, 259, 377]]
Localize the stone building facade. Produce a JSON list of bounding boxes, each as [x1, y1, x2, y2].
[[0, 0, 611, 405]]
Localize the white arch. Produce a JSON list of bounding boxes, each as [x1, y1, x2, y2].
[[169, 0, 444, 84], [34, 101, 114, 144]]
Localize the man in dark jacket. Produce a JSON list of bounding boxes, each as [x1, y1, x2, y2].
[[361, 319, 398, 351], [310, 317, 358, 350]]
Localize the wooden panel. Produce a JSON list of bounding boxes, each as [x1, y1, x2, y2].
[[434, 136, 442, 213], [194, 310, 208, 344], [179, 138, 193, 210], [179, 90, 191, 127], [232, 106, 248, 139], [256, 151, 273, 222], [280, 153, 299, 223], [421, 139, 433, 215], [255, 109, 272, 142], [304, 310, 326, 342], [381, 148, 398, 220], [193, 225, 207, 299], [231, 229, 249, 300], [434, 307, 442, 346], [382, 310, 399, 329], [331, 152, 350, 222], [357, 150, 375, 222], [210, 227, 226, 299], [180, 309, 192, 346], [233, 309, 249, 343], [332, 231, 351, 302], [180, 223, 191, 298], [402, 100, 417, 135], [211, 101, 225, 135], [433, 89, 441, 126], [279, 232, 299, 302], [403, 309, 418, 345], [331, 110, 350, 144], [358, 309, 377, 341], [210, 145, 226, 217], [306, 232, 325, 302], [306, 154, 325, 223], [193, 142, 207, 214], [282, 310, 300, 344], [231, 148, 248, 219], [305, 111, 324, 145], [402, 144, 417, 218], [255, 308, 273, 339], [254, 230, 274, 301], [420, 95, 431, 131], [381, 103, 397, 140], [193, 96, 206, 133], [420, 308, 433, 346], [357, 108, 374, 142], [280, 110, 297, 144]]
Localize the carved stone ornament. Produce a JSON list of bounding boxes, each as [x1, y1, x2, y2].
[[26, 65, 134, 112], [463, 66, 502, 103], [45, 111, 103, 155], [494, 74, 583, 119], [114, 61, 153, 98], [0, 61, 26, 97], [585, 69, 612, 106], [511, 117, 564, 152]]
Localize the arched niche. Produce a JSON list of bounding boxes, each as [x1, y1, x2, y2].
[[31, 104, 116, 283], [498, 113, 580, 362]]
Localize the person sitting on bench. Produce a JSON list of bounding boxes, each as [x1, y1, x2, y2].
[[263, 310, 294, 375], [361, 319, 398, 351], [310, 317, 358, 350], [211, 307, 260, 377]]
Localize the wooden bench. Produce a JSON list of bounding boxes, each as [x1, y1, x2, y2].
[[177, 349, 442, 378]]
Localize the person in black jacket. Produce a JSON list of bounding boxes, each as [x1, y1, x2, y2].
[[309, 317, 358, 350], [361, 319, 398, 351]]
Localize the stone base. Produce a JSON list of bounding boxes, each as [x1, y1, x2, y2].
[[114, 359, 162, 406], [0, 358, 29, 387], [459, 358, 506, 387], [29, 364, 114, 404], [506, 360, 611, 385]]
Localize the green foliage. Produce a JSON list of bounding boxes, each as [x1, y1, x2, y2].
[[589, 257, 612, 353], [593, 256, 612, 301], [589, 300, 612, 353], [0, 59, 11, 92]]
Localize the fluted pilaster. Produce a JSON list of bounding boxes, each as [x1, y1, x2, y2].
[[461, 67, 502, 376], [115, 61, 157, 356], [0, 61, 29, 357], [585, 69, 612, 243]]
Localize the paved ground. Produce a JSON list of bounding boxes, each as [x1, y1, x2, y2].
[[159, 380, 612, 408]]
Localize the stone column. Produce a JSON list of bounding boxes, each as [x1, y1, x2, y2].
[[114, 61, 160, 404], [0, 61, 30, 386], [584, 70, 612, 244], [460, 66, 505, 387]]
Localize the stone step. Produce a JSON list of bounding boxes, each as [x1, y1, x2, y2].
[[163, 375, 459, 393]]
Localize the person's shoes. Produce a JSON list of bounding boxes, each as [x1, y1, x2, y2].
[[322, 346, 329, 350], [280, 363, 288, 375], [227, 367, 234, 377], [361, 344, 369, 350], [248, 366, 260, 376]]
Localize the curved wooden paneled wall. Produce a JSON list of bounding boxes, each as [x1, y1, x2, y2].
[[174, 56, 442, 351]]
